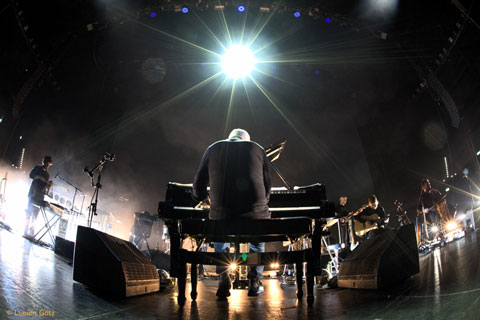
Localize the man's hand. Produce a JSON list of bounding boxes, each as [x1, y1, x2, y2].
[[195, 200, 210, 209]]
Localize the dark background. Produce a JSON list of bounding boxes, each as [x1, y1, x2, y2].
[[1, 0, 480, 236]]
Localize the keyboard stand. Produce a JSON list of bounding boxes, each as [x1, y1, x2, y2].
[[33, 205, 61, 246]]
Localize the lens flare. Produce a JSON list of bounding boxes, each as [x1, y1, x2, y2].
[[446, 221, 458, 232], [221, 45, 256, 79]]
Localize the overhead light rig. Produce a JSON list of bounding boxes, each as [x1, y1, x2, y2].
[[136, 0, 355, 28]]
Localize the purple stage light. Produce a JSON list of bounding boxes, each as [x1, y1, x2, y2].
[[150, 12, 156, 18], [294, 11, 301, 18], [325, 17, 331, 23], [237, 5, 246, 13], [182, 7, 189, 14]]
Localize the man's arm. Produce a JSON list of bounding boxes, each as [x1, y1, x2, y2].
[[377, 206, 386, 219], [263, 152, 272, 201], [431, 189, 443, 203], [192, 149, 210, 202], [417, 195, 424, 215], [29, 166, 47, 182]]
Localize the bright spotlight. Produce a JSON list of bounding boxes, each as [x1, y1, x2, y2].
[[270, 263, 280, 269], [431, 225, 439, 233], [181, 6, 189, 14], [237, 5, 246, 13], [294, 11, 301, 18], [229, 263, 237, 271], [325, 17, 331, 23], [457, 213, 466, 221], [221, 45, 256, 79], [446, 221, 458, 232], [150, 12, 156, 18]]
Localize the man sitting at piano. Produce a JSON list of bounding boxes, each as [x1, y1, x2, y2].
[[192, 128, 271, 298]]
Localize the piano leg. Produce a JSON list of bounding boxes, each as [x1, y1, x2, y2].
[[306, 261, 314, 305], [312, 219, 323, 276], [295, 262, 303, 299], [167, 221, 187, 306], [177, 275, 187, 306], [190, 263, 198, 301]]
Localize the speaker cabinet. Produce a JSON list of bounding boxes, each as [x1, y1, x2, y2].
[[338, 224, 419, 289], [54, 236, 74, 261], [73, 226, 159, 297]]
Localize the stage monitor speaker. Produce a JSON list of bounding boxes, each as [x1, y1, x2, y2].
[[54, 236, 74, 261], [73, 226, 159, 297], [338, 224, 419, 289]]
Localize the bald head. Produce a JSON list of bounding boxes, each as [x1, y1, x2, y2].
[[228, 128, 250, 141]]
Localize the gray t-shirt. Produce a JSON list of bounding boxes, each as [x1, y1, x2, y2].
[[193, 139, 271, 220]]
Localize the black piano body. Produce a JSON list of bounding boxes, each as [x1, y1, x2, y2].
[[159, 182, 334, 219], [158, 182, 335, 306]]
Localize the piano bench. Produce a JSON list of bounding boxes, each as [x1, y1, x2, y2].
[[172, 217, 316, 306]]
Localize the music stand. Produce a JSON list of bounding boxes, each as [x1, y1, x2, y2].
[[264, 139, 292, 190]]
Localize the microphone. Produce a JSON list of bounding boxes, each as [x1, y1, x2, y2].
[[84, 167, 93, 178], [103, 153, 115, 161]]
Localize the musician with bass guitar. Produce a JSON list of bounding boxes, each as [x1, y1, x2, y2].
[[416, 178, 451, 241], [24, 155, 53, 237]]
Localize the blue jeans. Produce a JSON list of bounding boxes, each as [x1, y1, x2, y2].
[[215, 242, 265, 279]]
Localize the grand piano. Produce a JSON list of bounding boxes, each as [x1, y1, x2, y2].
[[158, 140, 336, 306]]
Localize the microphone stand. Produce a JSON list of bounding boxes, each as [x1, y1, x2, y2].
[[84, 153, 115, 228], [55, 173, 83, 214]]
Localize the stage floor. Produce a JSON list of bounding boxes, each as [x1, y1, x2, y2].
[[1, 227, 480, 320]]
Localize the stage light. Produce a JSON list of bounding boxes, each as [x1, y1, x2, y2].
[[237, 5, 246, 13], [431, 225, 439, 233], [221, 45, 256, 79], [477, 150, 480, 156], [445, 187, 450, 192], [270, 263, 280, 269], [457, 213, 466, 221], [325, 17, 331, 23], [150, 12, 156, 18], [181, 6, 189, 14], [241, 253, 247, 261], [294, 11, 301, 18], [446, 221, 458, 232], [229, 263, 237, 271]]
